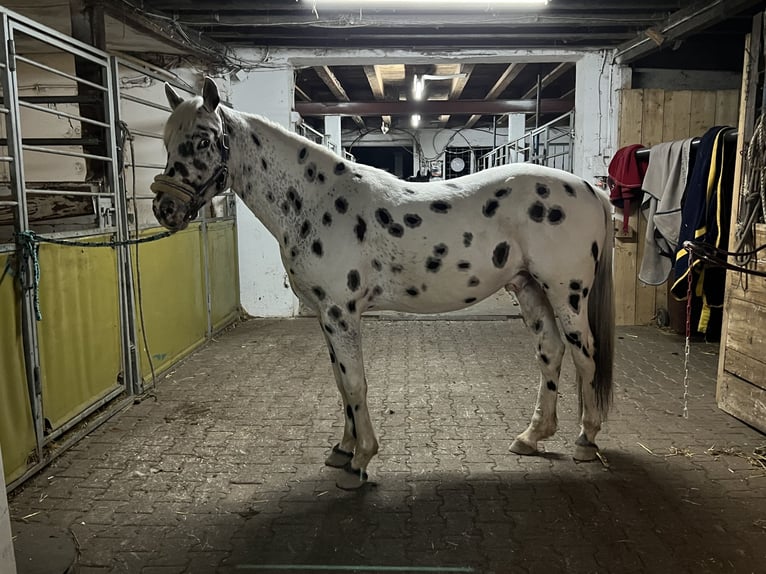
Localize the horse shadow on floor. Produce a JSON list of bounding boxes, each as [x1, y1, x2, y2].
[[178, 450, 764, 574]]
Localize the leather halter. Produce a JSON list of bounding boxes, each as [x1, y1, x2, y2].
[[150, 110, 230, 219]]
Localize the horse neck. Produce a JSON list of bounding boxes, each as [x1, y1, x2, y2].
[[223, 109, 302, 239]]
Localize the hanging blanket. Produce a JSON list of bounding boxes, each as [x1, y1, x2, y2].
[[608, 144, 648, 232], [638, 138, 693, 285], [670, 126, 736, 332]]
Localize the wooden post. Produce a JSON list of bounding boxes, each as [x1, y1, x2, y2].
[[69, 0, 107, 182]]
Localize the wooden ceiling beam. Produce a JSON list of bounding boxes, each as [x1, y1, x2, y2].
[[464, 63, 526, 129], [313, 66, 366, 129], [520, 62, 575, 99], [363, 65, 392, 131], [296, 98, 573, 116], [614, 0, 762, 63], [439, 63, 475, 127]]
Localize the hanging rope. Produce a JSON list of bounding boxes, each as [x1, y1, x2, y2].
[[13, 229, 173, 321], [733, 112, 766, 265]]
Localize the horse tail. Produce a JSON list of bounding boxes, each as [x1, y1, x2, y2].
[[589, 185, 615, 419]]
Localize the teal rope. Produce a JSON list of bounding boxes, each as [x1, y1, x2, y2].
[[13, 229, 172, 321], [15, 231, 41, 320]]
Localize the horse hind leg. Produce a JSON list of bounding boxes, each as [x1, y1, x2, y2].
[[555, 304, 602, 462], [507, 273, 565, 456]]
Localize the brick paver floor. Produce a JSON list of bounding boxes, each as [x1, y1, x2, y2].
[[8, 318, 766, 573]]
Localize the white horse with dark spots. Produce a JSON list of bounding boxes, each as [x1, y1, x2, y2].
[[151, 78, 615, 490]]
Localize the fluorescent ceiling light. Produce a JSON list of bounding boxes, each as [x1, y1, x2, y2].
[[413, 75, 424, 100], [312, 0, 548, 5], [411, 114, 421, 127]]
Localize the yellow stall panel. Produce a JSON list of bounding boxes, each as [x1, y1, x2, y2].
[[0, 253, 38, 483], [133, 225, 206, 380], [37, 238, 123, 431], [206, 220, 239, 331]]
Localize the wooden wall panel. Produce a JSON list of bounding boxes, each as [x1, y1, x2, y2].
[[614, 88, 739, 326]]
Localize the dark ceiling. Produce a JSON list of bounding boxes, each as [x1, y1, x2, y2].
[[21, 1, 766, 132]]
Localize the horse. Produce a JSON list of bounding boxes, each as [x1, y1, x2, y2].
[[151, 77, 615, 490]]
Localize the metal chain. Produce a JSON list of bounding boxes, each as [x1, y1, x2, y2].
[[682, 257, 694, 419]]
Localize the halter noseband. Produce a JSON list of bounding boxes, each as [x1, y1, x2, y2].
[[150, 110, 230, 217]]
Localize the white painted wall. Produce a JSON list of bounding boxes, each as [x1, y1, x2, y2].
[[0, 446, 17, 574], [231, 68, 299, 317], [573, 50, 628, 184]]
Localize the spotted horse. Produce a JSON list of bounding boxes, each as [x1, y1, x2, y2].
[[151, 78, 615, 490]]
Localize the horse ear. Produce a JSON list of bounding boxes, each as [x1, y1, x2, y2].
[[202, 77, 220, 112], [165, 83, 183, 110]]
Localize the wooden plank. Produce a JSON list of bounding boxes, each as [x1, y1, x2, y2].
[[661, 90, 692, 140], [717, 371, 766, 434], [717, 34, 753, 408], [714, 90, 740, 127], [614, 225, 637, 326], [614, 89, 644, 326], [640, 89, 664, 146], [689, 91, 717, 135], [618, 89, 644, 147], [724, 348, 766, 392], [723, 294, 766, 370]]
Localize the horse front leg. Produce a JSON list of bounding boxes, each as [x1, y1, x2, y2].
[[319, 310, 378, 490], [322, 328, 356, 468]]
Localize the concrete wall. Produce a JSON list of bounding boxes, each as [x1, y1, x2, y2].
[[230, 68, 299, 317]]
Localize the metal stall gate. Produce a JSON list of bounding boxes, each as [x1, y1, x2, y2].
[[0, 7, 240, 488]]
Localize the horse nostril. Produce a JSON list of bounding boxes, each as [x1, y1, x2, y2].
[[160, 200, 176, 218]]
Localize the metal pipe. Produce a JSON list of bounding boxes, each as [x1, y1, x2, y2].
[[19, 99, 112, 129], [42, 385, 124, 444], [22, 144, 113, 162], [120, 92, 172, 113], [25, 188, 113, 197], [14, 54, 107, 93], [10, 18, 109, 64], [124, 127, 163, 140], [124, 162, 166, 170]]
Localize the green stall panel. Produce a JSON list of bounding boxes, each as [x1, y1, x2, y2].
[[206, 220, 240, 331], [133, 225, 207, 380], [0, 253, 37, 483], [36, 238, 123, 431]]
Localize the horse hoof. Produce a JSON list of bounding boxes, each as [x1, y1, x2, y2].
[[573, 444, 599, 461], [335, 462, 369, 490], [510, 438, 538, 456], [325, 443, 354, 468]]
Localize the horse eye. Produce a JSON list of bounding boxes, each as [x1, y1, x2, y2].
[[198, 139, 210, 150]]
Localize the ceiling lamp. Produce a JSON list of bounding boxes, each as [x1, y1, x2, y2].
[[411, 114, 421, 128], [312, 0, 547, 5]]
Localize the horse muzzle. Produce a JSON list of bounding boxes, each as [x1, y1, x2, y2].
[[150, 175, 199, 231]]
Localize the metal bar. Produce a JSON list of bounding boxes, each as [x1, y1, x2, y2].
[[42, 385, 124, 444], [0, 11, 45, 465], [296, 99, 574, 116], [110, 56, 141, 396], [22, 144, 113, 162], [14, 54, 107, 93], [9, 18, 109, 65], [25, 188, 113, 197], [0, 156, 14, 162], [18, 99, 112, 129], [115, 57, 196, 96], [124, 127, 163, 140], [0, 200, 18, 206], [26, 227, 117, 241], [0, 137, 101, 146], [14, 95, 100, 105], [7, 395, 134, 493], [125, 162, 166, 170], [0, 106, 9, 113], [120, 92, 172, 113]]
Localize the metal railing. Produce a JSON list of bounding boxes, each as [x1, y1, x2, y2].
[[295, 121, 355, 162], [478, 111, 574, 173]]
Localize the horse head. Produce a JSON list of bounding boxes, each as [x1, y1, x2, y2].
[[151, 77, 230, 231]]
